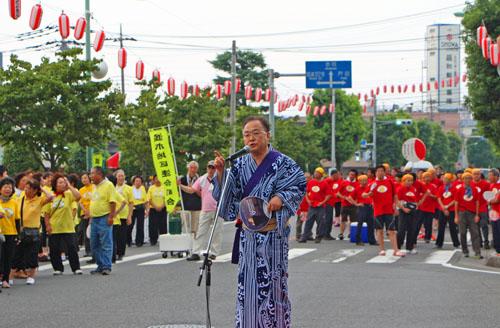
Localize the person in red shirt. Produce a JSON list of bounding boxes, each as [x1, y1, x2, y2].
[[351, 175, 376, 245], [487, 169, 500, 255], [472, 168, 491, 249], [428, 168, 443, 189], [296, 172, 312, 241], [436, 173, 460, 248], [337, 169, 359, 240], [396, 174, 419, 254], [299, 167, 330, 243], [363, 165, 403, 256], [416, 172, 438, 243], [322, 169, 342, 240], [454, 172, 482, 258]]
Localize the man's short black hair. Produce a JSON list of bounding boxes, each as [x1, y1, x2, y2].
[[242, 116, 270, 132], [92, 166, 105, 177], [375, 165, 386, 172], [349, 169, 358, 176]]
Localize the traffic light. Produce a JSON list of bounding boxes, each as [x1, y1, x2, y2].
[[395, 119, 412, 126]]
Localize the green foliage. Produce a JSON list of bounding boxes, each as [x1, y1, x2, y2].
[[467, 137, 500, 168], [0, 48, 123, 169], [307, 89, 367, 167], [2, 143, 43, 174], [462, 0, 500, 149], [375, 113, 462, 170], [114, 81, 231, 177], [65, 143, 87, 173]]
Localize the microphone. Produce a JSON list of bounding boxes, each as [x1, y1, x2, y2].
[[225, 145, 251, 162]]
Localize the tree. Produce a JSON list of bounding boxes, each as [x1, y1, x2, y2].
[[0, 49, 123, 169], [307, 89, 367, 167], [2, 144, 43, 174], [210, 50, 269, 106], [462, 0, 500, 149], [467, 137, 500, 168]]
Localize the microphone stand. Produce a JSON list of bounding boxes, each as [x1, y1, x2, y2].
[[197, 161, 233, 328]]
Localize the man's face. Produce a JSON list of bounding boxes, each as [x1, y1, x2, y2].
[[348, 171, 356, 180], [243, 120, 270, 154], [207, 165, 215, 178], [488, 172, 498, 183], [376, 168, 385, 180], [313, 171, 322, 180], [463, 175, 472, 186], [90, 169, 101, 184], [472, 171, 481, 181]]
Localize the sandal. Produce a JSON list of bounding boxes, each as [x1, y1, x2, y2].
[[378, 250, 386, 256], [2, 281, 11, 288], [394, 251, 406, 257]]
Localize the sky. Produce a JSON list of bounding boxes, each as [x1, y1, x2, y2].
[[0, 0, 468, 116]]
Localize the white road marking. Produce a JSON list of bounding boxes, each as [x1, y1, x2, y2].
[[442, 262, 500, 275], [38, 257, 91, 272], [425, 250, 457, 264], [313, 249, 364, 263], [288, 248, 316, 260], [138, 258, 184, 266], [81, 252, 158, 269], [366, 250, 402, 264], [196, 252, 233, 263]]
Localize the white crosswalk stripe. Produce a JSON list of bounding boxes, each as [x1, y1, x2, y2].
[[288, 248, 316, 259], [81, 252, 158, 269], [424, 250, 458, 264], [138, 258, 184, 266], [366, 250, 403, 264], [313, 249, 364, 263]]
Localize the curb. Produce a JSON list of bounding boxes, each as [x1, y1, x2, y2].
[[486, 255, 500, 268]]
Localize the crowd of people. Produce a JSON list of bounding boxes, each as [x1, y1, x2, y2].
[[1, 158, 499, 292], [297, 164, 500, 259]]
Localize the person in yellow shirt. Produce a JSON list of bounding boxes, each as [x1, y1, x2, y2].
[[147, 175, 167, 246], [0, 177, 20, 288], [11, 179, 53, 285], [38, 172, 53, 262], [104, 174, 125, 263], [45, 173, 82, 275], [89, 167, 121, 275], [79, 173, 94, 258], [114, 170, 134, 261], [128, 176, 148, 247]]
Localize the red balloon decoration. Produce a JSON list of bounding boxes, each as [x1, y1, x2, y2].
[[167, 78, 176, 96], [94, 30, 105, 52], [59, 12, 70, 39], [74, 17, 87, 40], [9, 0, 21, 20], [29, 4, 43, 30], [118, 48, 127, 69], [135, 60, 144, 80]]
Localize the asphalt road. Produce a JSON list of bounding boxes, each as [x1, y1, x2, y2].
[[1, 220, 500, 328]]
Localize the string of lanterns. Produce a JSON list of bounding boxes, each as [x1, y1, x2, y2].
[[477, 24, 500, 67]]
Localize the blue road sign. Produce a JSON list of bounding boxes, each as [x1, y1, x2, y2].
[[305, 61, 352, 89], [360, 139, 367, 147]]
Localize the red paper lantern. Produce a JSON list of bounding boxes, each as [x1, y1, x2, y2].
[[94, 30, 105, 52], [298, 102, 305, 111], [370, 89, 375, 97], [477, 25, 487, 46], [482, 36, 491, 59], [29, 4, 43, 30], [254, 88, 262, 102], [180, 81, 188, 99], [454, 75, 460, 86], [135, 60, 144, 80], [427, 82, 431, 91], [419, 83, 423, 93], [320, 105, 327, 115], [9, 0, 21, 20], [224, 80, 231, 96], [363, 104, 367, 114], [403, 85, 408, 93], [291, 96, 297, 106], [364, 94, 368, 102], [265, 88, 272, 102], [462, 74, 467, 82], [383, 85, 387, 93], [434, 81, 439, 90], [235, 79, 241, 93], [59, 12, 70, 39], [441, 80, 445, 88], [447, 78, 453, 87], [313, 106, 320, 116], [307, 95, 312, 104], [274, 92, 278, 104], [244, 85, 252, 100], [74, 17, 87, 40], [152, 69, 161, 84], [397, 85, 402, 93], [306, 105, 311, 115], [412, 84, 416, 93], [391, 85, 395, 93], [490, 43, 499, 66], [193, 85, 200, 97], [302, 95, 306, 103], [118, 48, 127, 69], [329, 103, 335, 113], [167, 78, 175, 96], [376, 87, 380, 96], [357, 93, 361, 100], [215, 84, 223, 100]]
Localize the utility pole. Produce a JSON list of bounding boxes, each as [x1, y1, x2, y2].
[[119, 24, 125, 97], [268, 69, 276, 140], [85, 0, 92, 171], [331, 88, 337, 169], [230, 40, 237, 154], [372, 97, 377, 167]]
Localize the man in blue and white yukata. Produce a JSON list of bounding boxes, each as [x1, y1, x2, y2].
[[213, 116, 306, 328]]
